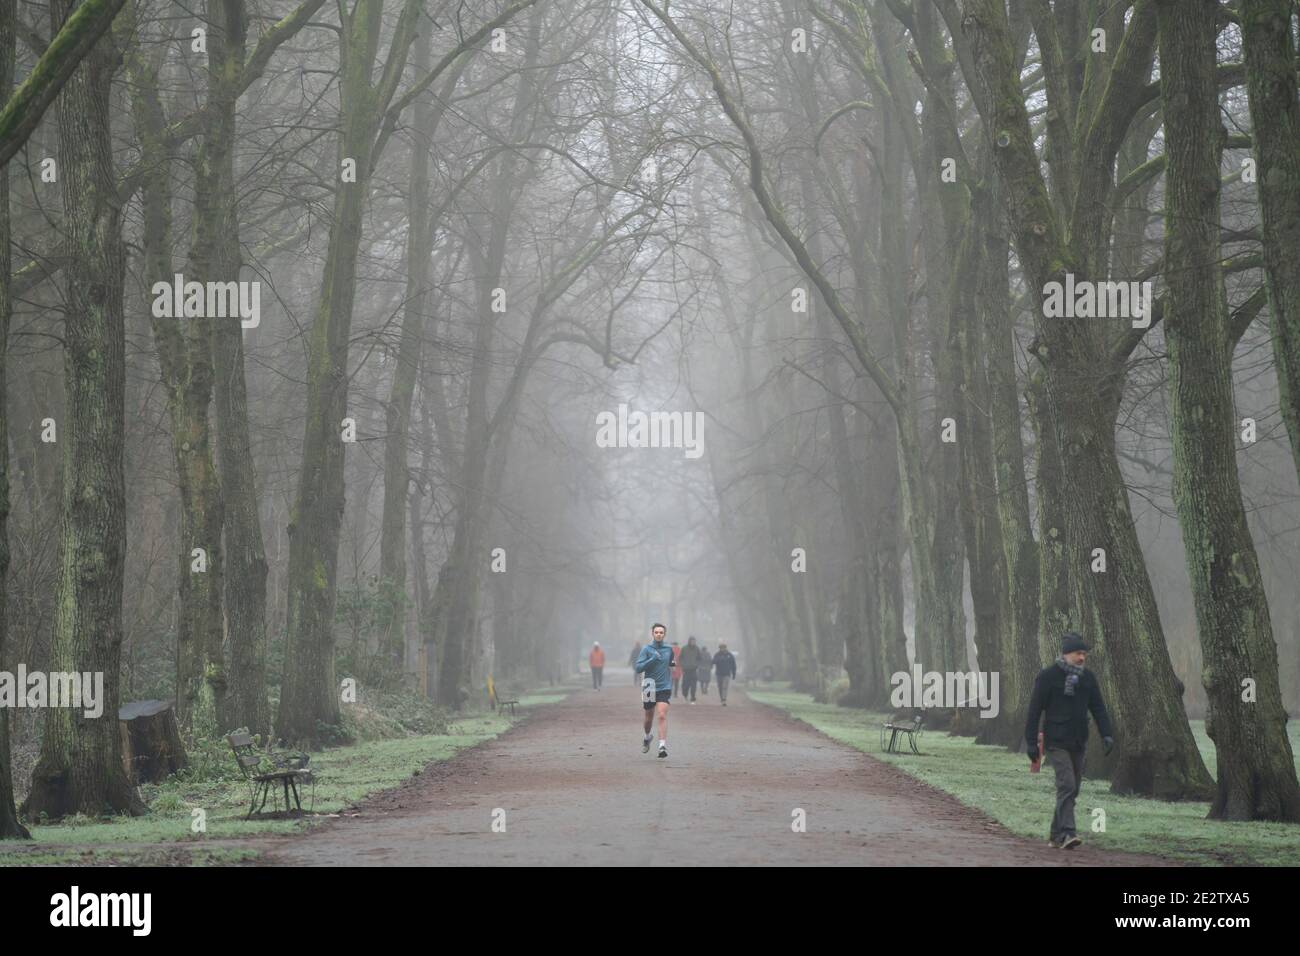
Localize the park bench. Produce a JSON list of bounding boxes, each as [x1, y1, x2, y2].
[[488, 676, 519, 716], [227, 732, 315, 819], [880, 713, 925, 755]]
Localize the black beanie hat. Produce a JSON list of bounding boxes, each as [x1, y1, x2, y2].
[[1061, 632, 1089, 654]]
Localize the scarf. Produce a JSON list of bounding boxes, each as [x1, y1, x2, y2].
[[1055, 656, 1085, 696]]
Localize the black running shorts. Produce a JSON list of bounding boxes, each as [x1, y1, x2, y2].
[[643, 689, 672, 711]]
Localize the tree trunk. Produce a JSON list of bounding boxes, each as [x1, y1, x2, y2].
[[0, 0, 125, 167], [864, 116, 911, 684], [952, 190, 1012, 742], [118, 700, 188, 784], [278, 0, 391, 743], [378, 25, 433, 671], [199, 0, 269, 738], [124, 4, 227, 734], [0, 0, 29, 839], [962, 0, 1214, 799], [377, 34, 470, 677], [408, 387, 435, 677], [1158, 0, 1300, 821], [431, 261, 500, 709], [1240, 0, 1300, 485], [975, 167, 1040, 747], [22, 3, 143, 818]]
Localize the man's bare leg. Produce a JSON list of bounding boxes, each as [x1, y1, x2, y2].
[[643, 706, 654, 736], [656, 701, 669, 756]]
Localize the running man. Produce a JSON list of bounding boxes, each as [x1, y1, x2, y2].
[[634, 623, 674, 758]]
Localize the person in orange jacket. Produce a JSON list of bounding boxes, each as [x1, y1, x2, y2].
[[589, 642, 606, 690], [670, 642, 683, 697]]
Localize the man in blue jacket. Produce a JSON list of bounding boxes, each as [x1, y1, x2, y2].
[[1024, 632, 1115, 849], [635, 623, 674, 758]]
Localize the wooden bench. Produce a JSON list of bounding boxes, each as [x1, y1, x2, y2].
[[487, 676, 519, 716], [880, 713, 925, 755], [227, 733, 315, 819]]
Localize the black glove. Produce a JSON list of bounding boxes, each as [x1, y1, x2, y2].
[[1028, 745, 1040, 762], [1102, 736, 1114, 755]]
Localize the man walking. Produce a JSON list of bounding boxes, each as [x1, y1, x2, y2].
[[697, 645, 711, 695], [712, 643, 736, 706], [680, 636, 701, 704], [670, 642, 682, 697], [1024, 632, 1114, 850], [635, 624, 674, 758], [589, 642, 605, 690]]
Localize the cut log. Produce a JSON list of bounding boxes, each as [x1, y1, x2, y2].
[[118, 700, 188, 783]]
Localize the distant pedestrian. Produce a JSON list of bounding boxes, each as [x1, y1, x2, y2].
[[697, 645, 711, 695], [670, 642, 683, 697], [680, 636, 702, 703], [629, 642, 642, 684], [1025, 632, 1114, 850], [712, 644, 737, 705], [589, 642, 605, 690]]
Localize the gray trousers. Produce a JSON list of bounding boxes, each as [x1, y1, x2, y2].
[[1045, 747, 1085, 842], [716, 675, 730, 701]]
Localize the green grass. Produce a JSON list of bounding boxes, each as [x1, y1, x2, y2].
[[748, 687, 1300, 866], [0, 688, 569, 866]]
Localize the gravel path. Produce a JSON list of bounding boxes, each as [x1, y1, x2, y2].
[[262, 672, 1174, 867]]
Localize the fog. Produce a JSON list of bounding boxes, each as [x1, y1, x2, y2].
[[2, 0, 1300, 855]]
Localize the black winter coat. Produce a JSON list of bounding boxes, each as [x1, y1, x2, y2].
[[712, 650, 736, 679], [1024, 664, 1114, 753]]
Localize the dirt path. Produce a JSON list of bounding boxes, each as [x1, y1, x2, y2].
[[261, 671, 1173, 866]]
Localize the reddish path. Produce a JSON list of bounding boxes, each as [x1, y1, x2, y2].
[[262, 671, 1174, 866]]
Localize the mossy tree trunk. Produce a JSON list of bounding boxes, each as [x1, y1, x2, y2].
[[123, 1, 228, 735], [1158, 0, 1300, 821], [277, 23, 375, 742], [1240, 0, 1300, 486], [0, 0, 30, 838], [955, 173, 1018, 742], [978, 172, 1042, 749], [277, 0, 436, 743], [22, 0, 144, 819], [961, 0, 1213, 799], [0, 0, 125, 167], [281, 0, 534, 734], [199, 0, 271, 739]]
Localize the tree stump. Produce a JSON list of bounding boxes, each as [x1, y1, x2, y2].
[[118, 700, 188, 784]]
